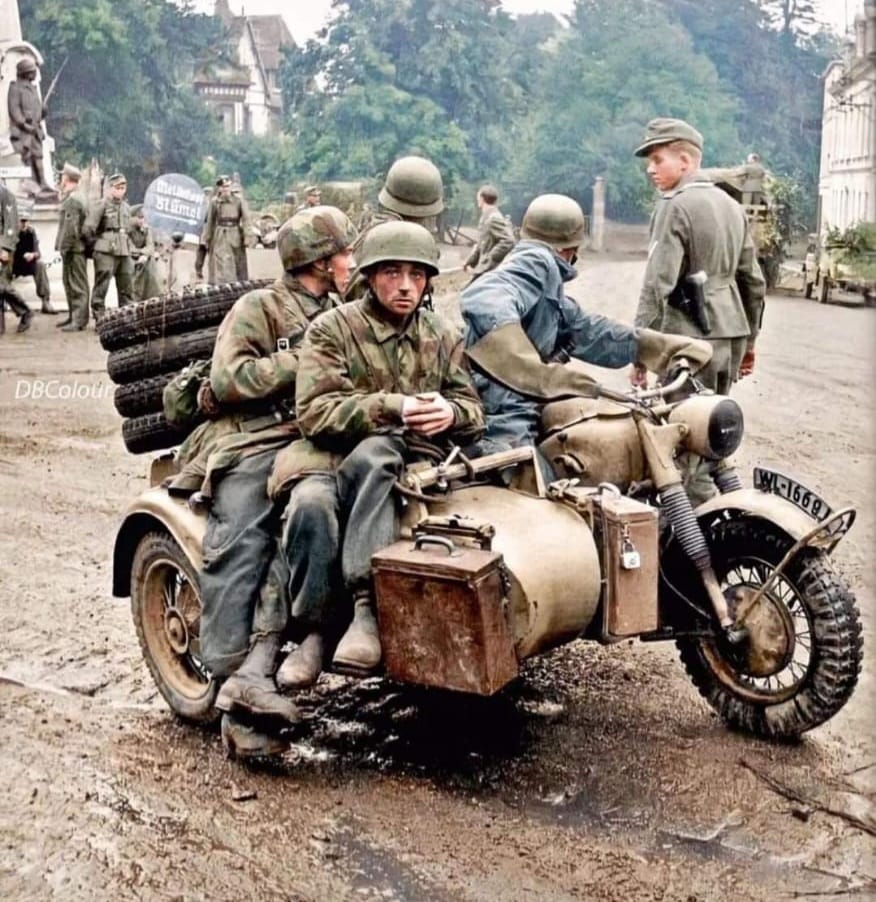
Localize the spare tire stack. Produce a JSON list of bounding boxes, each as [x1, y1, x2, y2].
[[99, 281, 272, 454]]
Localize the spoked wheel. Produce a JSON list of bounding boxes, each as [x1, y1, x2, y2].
[[131, 530, 218, 723], [678, 518, 862, 739]]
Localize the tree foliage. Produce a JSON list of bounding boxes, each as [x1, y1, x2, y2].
[[19, 0, 223, 198]]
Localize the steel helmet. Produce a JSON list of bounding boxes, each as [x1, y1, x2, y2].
[[520, 194, 587, 250], [16, 57, 37, 76], [277, 205, 358, 271], [378, 156, 444, 219], [356, 221, 440, 277]]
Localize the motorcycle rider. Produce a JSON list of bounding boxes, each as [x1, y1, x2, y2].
[[268, 221, 484, 690], [460, 193, 713, 476], [179, 206, 358, 756], [344, 155, 445, 300]]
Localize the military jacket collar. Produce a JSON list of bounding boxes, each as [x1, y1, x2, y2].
[[661, 172, 713, 199], [280, 273, 337, 319]]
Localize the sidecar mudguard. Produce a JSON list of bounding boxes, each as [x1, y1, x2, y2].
[[113, 488, 207, 597]]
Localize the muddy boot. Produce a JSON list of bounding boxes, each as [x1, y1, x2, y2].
[[214, 634, 300, 723], [276, 632, 325, 691], [16, 309, 33, 333], [220, 713, 288, 760], [332, 592, 381, 674], [55, 315, 72, 327], [41, 299, 58, 314]]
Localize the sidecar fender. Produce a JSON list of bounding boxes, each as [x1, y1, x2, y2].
[[112, 488, 207, 597], [695, 488, 839, 545]]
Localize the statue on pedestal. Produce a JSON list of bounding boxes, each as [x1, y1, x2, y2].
[[8, 56, 52, 196]]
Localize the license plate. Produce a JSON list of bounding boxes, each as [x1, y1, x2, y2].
[[753, 467, 832, 520]]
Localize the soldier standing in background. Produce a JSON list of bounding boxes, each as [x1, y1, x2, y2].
[[13, 205, 56, 314], [632, 118, 764, 395], [295, 186, 321, 213], [127, 204, 161, 302], [55, 163, 90, 331], [463, 184, 516, 282], [632, 117, 765, 503], [85, 172, 134, 315], [203, 175, 251, 283]]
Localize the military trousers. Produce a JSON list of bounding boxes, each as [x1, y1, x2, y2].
[[15, 263, 50, 302], [92, 251, 134, 311], [199, 449, 281, 678], [62, 251, 90, 326], [281, 434, 406, 634]]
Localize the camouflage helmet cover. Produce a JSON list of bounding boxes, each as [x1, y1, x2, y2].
[[520, 194, 587, 250], [278, 205, 358, 271], [378, 156, 444, 219], [356, 220, 440, 277]]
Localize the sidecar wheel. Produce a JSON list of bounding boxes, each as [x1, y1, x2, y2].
[[677, 519, 862, 739], [131, 530, 219, 724]]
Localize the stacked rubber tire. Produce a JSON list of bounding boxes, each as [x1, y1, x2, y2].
[[100, 281, 271, 454]]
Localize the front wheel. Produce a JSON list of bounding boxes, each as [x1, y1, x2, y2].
[[677, 518, 862, 739], [131, 530, 218, 723]]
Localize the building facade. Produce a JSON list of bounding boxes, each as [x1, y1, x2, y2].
[[193, 0, 294, 136], [817, 1, 876, 235]]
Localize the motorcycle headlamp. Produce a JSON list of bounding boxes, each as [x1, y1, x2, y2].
[[668, 395, 744, 459]]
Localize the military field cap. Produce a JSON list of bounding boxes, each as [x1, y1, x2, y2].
[[216, 175, 232, 187], [634, 118, 704, 157], [130, 204, 144, 217], [108, 173, 127, 186], [16, 57, 37, 75], [305, 186, 321, 196], [61, 162, 82, 181]]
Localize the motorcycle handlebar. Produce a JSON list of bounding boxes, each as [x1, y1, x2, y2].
[[597, 361, 692, 404]]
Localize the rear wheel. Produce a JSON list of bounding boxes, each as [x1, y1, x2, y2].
[[131, 530, 218, 723], [677, 518, 862, 739]]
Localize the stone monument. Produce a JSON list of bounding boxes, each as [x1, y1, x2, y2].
[[0, 0, 57, 203]]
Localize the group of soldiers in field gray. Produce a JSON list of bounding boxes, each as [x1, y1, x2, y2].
[[162, 118, 764, 758]]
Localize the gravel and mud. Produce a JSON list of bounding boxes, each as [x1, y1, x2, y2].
[[0, 247, 873, 901]]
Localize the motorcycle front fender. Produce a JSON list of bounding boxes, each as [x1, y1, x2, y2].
[[112, 487, 207, 598], [694, 488, 847, 549]]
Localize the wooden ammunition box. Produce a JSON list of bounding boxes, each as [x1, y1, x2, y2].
[[371, 535, 518, 695], [598, 494, 659, 639]]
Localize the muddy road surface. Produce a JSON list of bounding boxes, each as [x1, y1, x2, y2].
[[0, 253, 873, 901]]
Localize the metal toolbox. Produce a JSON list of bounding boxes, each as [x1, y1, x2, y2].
[[597, 493, 659, 639], [371, 531, 518, 695]]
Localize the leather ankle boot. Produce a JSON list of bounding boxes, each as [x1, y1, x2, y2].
[[220, 713, 288, 760], [276, 632, 324, 690], [332, 593, 381, 673], [215, 633, 300, 722]]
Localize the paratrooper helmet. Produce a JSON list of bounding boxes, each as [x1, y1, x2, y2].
[[277, 205, 358, 272], [378, 156, 444, 219], [356, 220, 440, 277], [520, 194, 587, 251]]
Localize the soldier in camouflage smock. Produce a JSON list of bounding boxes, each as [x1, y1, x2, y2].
[[271, 221, 484, 690], [84, 172, 134, 313], [344, 155, 444, 300], [203, 175, 251, 283], [180, 207, 357, 755]]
